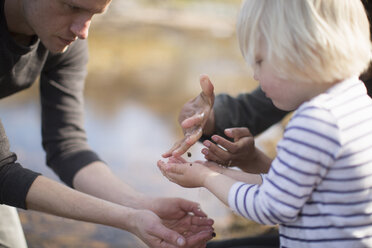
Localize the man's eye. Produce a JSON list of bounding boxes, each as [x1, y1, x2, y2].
[[66, 3, 79, 11]]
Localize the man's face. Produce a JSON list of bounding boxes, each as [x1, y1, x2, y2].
[[22, 0, 111, 53]]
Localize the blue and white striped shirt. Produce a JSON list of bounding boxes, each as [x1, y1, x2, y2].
[[228, 77, 372, 247]]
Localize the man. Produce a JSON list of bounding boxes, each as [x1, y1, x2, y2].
[[0, 0, 214, 247]]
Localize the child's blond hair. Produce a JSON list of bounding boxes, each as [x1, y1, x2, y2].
[[237, 0, 371, 83]]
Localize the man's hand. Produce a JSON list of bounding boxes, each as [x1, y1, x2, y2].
[[131, 209, 188, 248], [149, 197, 215, 247], [201, 127, 266, 173], [163, 75, 215, 158]]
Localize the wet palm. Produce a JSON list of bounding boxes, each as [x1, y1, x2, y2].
[[163, 75, 214, 158]]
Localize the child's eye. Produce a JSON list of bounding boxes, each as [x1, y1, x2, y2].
[[255, 59, 263, 66]]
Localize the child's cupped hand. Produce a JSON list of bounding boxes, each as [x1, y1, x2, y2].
[[157, 156, 214, 188]]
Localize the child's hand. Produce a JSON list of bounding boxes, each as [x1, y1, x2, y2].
[[202, 160, 225, 173], [168, 156, 223, 174], [157, 158, 216, 188]]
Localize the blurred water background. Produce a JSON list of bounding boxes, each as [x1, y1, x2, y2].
[[0, 0, 283, 247]]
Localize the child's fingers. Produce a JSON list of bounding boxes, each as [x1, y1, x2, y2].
[[169, 156, 188, 163], [224, 127, 252, 141], [168, 164, 186, 175], [202, 147, 220, 164], [202, 140, 231, 165], [157, 160, 170, 178], [168, 157, 182, 163], [157, 160, 185, 175], [157, 165, 179, 183], [211, 135, 236, 153]]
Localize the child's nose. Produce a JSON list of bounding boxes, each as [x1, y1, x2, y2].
[[253, 71, 259, 81]]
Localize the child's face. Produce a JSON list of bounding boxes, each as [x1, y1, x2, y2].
[[252, 46, 312, 111]]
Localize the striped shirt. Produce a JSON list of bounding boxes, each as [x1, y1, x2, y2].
[[228, 77, 372, 247]]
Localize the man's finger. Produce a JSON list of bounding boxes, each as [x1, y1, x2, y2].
[[175, 199, 208, 218], [172, 141, 192, 157], [190, 215, 214, 225], [172, 129, 202, 157], [181, 114, 204, 129], [162, 149, 175, 158], [185, 230, 215, 248], [185, 223, 214, 234], [185, 128, 203, 145], [199, 75, 214, 103], [162, 140, 183, 158], [151, 225, 187, 248]]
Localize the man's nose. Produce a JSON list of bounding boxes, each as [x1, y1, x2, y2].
[[70, 17, 92, 40]]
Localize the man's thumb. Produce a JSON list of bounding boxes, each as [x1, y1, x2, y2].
[[156, 225, 186, 247], [199, 74, 214, 101]]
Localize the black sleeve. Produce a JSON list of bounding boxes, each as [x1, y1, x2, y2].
[[362, 77, 372, 97], [40, 39, 102, 188], [212, 87, 288, 137], [0, 119, 40, 209]]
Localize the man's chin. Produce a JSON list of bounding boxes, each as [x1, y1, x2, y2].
[[48, 45, 69, 54], [41, 38, 71, 54]]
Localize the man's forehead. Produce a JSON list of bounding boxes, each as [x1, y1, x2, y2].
[[68, 0, 111, 14]]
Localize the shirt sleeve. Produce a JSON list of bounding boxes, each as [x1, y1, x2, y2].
[[40, 39, 102, 187], [212, 87, 288, 138], [228, 107, 341, 225], [0, 119, 40, 209]]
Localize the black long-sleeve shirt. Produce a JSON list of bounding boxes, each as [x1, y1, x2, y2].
[[0, 0, 101, 209]]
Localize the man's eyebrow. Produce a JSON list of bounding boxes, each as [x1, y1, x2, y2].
[[67, 0, 108, 14]]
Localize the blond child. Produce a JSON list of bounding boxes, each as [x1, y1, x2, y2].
[[158, 0, 372, 247]]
